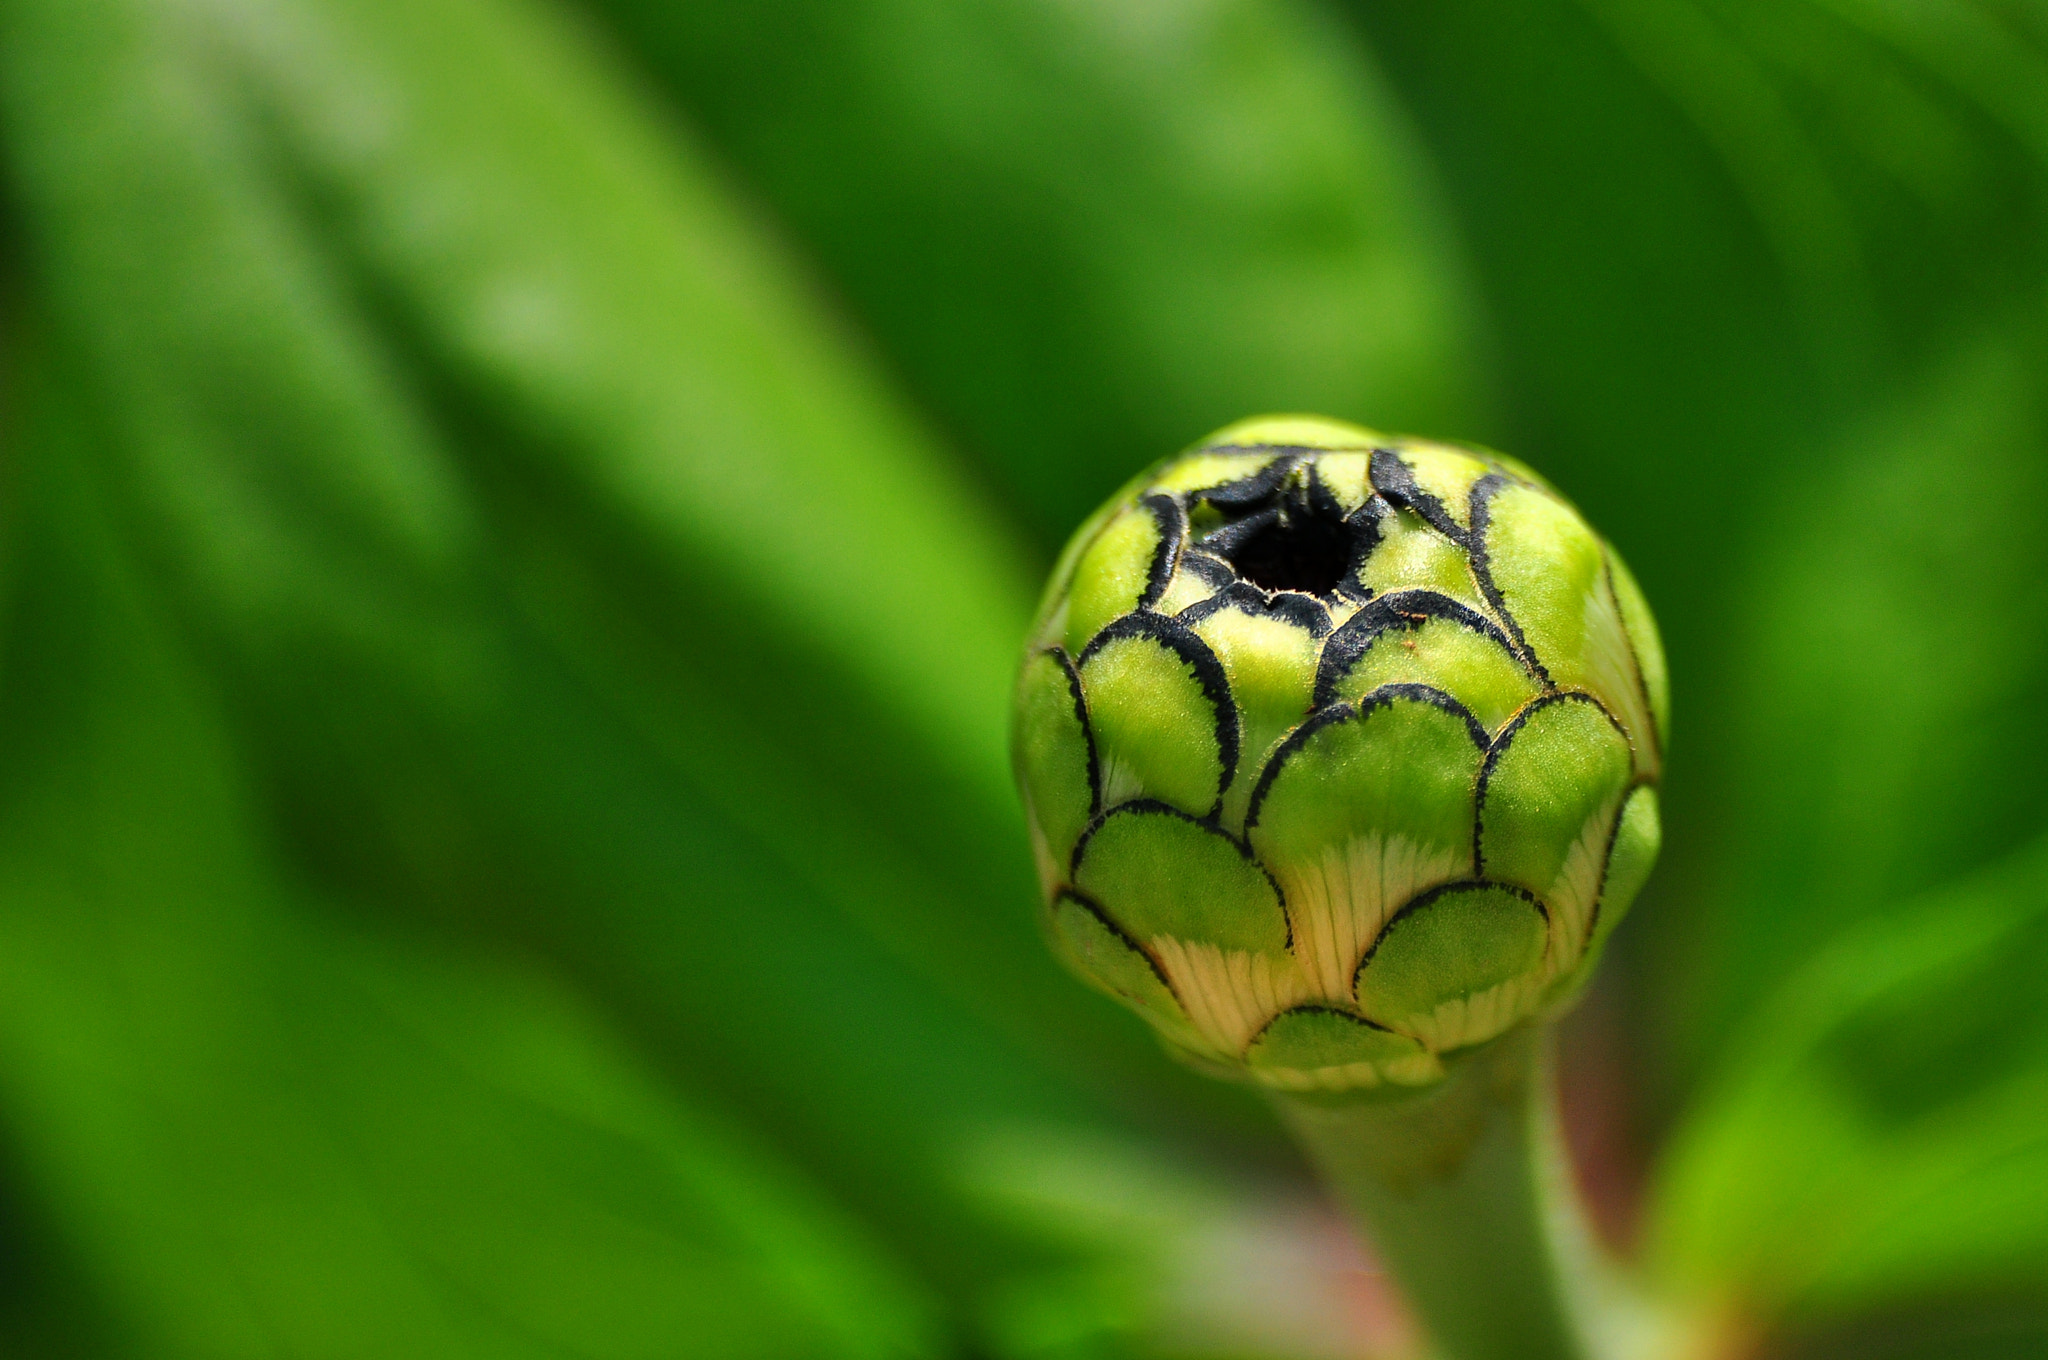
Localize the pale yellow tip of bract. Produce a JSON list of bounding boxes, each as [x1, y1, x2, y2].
[[1195, 414, 1385, 450]]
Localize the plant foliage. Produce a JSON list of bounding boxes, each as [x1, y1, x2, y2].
[[1, 0, 2046, 1355]]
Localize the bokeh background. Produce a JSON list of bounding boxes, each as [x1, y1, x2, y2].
[[2, 1, 2047, 1356]]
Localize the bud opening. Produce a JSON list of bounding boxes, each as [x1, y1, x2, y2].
[[1211, 477, 1355, 598]]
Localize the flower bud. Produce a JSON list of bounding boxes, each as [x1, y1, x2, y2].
[[1013, 417, 1665, 1093]]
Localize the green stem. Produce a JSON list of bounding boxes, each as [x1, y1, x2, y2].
[[1274, 1024, 1645, 1360]]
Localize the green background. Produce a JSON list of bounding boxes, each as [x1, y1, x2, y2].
[[1, 0, 2046, 1355]]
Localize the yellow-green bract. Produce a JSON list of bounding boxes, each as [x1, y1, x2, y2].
[[1013, 416, 1666, 1094]]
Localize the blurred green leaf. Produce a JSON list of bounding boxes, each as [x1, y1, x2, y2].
[[0, 0, 1045, 1016], [0, 366, 939, 1359], [1650, 831, 2048, 1328], [581, 0, 1493, 544], [1693, 324, 2048, 1089], [1640, 306, 2048, 1333]]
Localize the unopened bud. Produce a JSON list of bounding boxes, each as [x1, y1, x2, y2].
[[1014, 417, 1665, 1093]]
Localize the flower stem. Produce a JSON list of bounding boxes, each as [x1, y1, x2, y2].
[[1273, 1024, 1644, 1360]]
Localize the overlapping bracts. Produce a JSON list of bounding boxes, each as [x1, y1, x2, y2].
[[1014, 417, 1665, 1093]]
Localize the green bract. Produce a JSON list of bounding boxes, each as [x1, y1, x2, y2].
[[1014, 417, 1665, 1094]]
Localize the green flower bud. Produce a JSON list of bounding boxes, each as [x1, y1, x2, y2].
[[1014, 417, 1665, 1094]]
